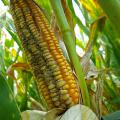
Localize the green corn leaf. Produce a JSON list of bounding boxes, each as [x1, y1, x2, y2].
[[0, 74, 21, 120]]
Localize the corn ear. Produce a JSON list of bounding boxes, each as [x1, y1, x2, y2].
[[10, 0, 80, 110]]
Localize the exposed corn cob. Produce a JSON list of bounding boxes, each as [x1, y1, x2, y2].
[[10, 0, 80, 110]]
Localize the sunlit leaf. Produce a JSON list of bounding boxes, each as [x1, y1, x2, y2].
[[11, 48, 17, 57], [5, 38, 14, 48], [68, 0, 89, 36], [1, 0, 9, 6], [79, 0, 102, 18]]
